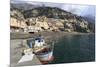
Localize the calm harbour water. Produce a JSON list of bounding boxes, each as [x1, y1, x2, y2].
[[50, 34, 95, 64]]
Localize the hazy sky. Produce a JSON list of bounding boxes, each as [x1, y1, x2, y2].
[[11, 0, 95, 18]]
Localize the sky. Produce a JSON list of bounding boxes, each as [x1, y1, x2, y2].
[[11, 0, 95, 18]]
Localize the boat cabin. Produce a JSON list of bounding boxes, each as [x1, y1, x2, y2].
[[34, 37, 45, 47]]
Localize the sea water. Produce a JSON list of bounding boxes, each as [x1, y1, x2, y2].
[[50, 34, 95, 64]]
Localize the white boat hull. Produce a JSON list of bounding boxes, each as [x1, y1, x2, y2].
[[36, 51, 53, 61]]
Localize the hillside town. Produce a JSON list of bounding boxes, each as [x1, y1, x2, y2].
[[10, 7, 95, 34]]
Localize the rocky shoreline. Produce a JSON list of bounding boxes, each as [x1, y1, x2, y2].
[[11, 31, 95, 40]]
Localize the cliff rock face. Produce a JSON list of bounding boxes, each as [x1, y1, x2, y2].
[[10, 6, 95, 33], [35, 16, 49, 30], [10, 9, 27, 32]]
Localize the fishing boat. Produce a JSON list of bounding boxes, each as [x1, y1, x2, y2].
[[22, 35, 54, 64]]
